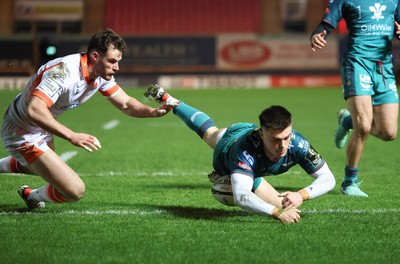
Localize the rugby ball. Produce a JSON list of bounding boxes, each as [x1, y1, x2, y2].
[[211, 175, 235, 206]]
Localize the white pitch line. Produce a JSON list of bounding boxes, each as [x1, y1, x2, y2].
[[0, 209, 167, 216], [77, 171, 301, 177], [78, 171, 207, 177], [60, 151, 78, 162], [304, 208, 400, 214], [103, 119, 120, 130], [0, 208, 399, 216]]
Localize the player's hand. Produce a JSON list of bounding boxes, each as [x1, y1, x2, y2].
[[154, 104, 174, 117], [273, 208, 301, 224], [310, 30, 327, 52], [395, 21, 400, 39], [70, 133, 102, 152], [279, 191, 304, 209]]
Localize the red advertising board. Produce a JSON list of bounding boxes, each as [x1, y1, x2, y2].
[[217, 34, 339, 71]]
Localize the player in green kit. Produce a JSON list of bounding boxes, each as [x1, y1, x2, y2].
[[145, 84, 336, 224], [311, 0, 400, 197]]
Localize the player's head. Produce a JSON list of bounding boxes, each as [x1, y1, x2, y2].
[[87, 29, 127, 81], [258, 106, 293, 160], [259, 105, 292, 130], [87, 29, 126, 55]]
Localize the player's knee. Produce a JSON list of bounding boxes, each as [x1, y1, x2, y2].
[[379, 130, 397, 141], [355, 126, 370, 139], [72, 182, 86, 200], [62, 181, 85, 201]]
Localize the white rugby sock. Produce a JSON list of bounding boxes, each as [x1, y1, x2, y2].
[[28, 184, 66, 203], [0, 156, 12, 173]]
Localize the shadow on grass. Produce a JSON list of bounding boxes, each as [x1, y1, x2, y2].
[[0, 204, 48, 214], [145, 204, 251, 220], [273, 186, 304, 193]]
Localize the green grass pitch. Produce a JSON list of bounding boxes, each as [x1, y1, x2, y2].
[[0, 87, 399, 263]]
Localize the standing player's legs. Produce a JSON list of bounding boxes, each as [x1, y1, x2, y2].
[[342, 96, 372, 196], [370, 103, 398, 140], [337, 57, 373, 197], [370, 61, 399, 140], [339, 59, 399, 197]]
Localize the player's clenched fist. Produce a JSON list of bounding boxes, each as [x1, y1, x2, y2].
[[272, 207, 301, 224]]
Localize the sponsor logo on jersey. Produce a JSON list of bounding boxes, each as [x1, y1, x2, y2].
[[370, 3, 386, 21], [389, 82, 399, 99], [281, 161, 294, 168], [242, 151, 254, 166], [358, 3, 392, 35], [297, 141, 304, 149], [237, 161, 252, 172], [306, 147, 322, 167], [39, 77, 59, 97], [60, 103, 80, 110], [359, 74, 371, 91]]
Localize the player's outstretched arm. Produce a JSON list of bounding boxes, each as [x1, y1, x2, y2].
[[107, 88, 172, 118], [297, 163, 336, 201], [231, 173, 301, 223], [26, 96, 101, 152]]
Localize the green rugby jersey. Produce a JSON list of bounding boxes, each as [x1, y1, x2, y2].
[[323, 0, 400, 61]]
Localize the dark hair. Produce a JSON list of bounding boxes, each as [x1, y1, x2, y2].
[[87, 29, 126, 55], [259, 105, 292, 130]]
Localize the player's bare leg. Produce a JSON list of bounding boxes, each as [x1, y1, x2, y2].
[[27, 149, 85, 201], [202, 127, 227, 149], [341, 96, 371, 197], [370, 103, 398, 140], [0, 140, 56, 175], [17, 149, 85, 209]]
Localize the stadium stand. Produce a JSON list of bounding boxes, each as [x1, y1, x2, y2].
[[104, 0, 261, 34]]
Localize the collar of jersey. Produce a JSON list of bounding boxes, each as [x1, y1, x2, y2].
[[80, 53, 92, 85]]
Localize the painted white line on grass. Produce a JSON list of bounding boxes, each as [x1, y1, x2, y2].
[[78, 171, 206, 177], [60, 151, 78, 162], [103, 119, 120, 130], [0, 208, 399, 216], [304, 208, 400, 214], [78, 170, 301, 177], [0, 209, 166, 216], [63, 209, 167, 215]]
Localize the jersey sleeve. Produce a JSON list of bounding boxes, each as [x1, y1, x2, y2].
[[291, 130, 325, 174], [231, 172, 276, 216], [298, 142, 326, 175], [98, 76, 121, 97], [322, 0, 345, 28], [229, 149, 255, 178], [32, 62, 65, 107], [395, 0, 400, 22]]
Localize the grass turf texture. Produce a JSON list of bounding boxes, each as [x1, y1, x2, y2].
[[0, 87, 399, 263]]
